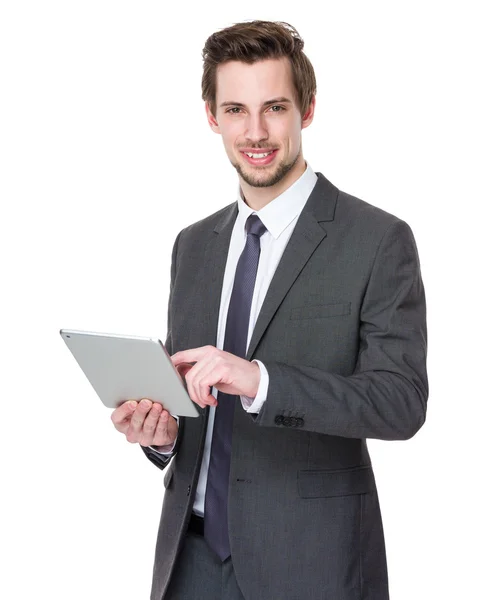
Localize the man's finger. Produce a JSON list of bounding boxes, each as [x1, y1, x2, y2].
[[111, 400, 137, 429], [193, 368, 219, 407], [139, 402, 163, 446], [126, 399, 152, 442], [176, 363, 193, 380], [184, 358, 219, 408], [193, 360, 222, 407], [171, 346, 211, 367], [183, 357, 206, 406], [152, 410, 171, 446]]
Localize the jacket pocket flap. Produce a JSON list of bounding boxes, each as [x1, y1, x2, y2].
[[290, 302, 351, 320], [298, 465, 374, 498]]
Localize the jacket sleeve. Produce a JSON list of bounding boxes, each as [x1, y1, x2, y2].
[[255, 219, 428, 441], [141, 228, 186, 470]]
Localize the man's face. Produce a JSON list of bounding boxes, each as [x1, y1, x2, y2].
[[206, 57, 314, 189]]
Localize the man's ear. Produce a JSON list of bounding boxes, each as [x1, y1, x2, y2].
[[205, 102, 221, 134], [301, 95, 316, 130]]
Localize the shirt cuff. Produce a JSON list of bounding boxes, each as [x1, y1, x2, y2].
[[240, 360, 269, 414], [148, 415, 179, 455]]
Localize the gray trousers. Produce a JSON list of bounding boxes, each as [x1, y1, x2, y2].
[[164, 531, 246, 600]]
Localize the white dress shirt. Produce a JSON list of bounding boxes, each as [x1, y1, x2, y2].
[[153, 162, 318, 517]]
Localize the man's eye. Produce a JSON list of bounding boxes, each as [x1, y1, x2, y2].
[[226, 106, 285, 114]]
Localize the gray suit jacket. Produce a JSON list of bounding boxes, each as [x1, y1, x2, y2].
[[142, 172, 428, 600]]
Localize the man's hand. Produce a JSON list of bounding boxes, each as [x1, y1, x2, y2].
[[111, 399, 178, 447], [170, 346, 261, 409]]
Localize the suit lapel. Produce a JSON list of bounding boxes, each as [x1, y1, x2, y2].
[[245, 212, 326, 360], [185, 208, 236, 419], [199, 172, 339, 364], [246, 173, 338, 360], [199, 202, 238, 350]]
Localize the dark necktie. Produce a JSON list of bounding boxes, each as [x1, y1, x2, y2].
[[204, 213, 267, 561]]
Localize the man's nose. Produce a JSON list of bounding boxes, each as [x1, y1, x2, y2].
[[244, 113, 269, 142]]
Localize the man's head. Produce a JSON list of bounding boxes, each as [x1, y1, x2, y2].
[[201, 21, 316, 193]]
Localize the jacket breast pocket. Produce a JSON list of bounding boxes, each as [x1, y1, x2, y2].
[[297, 465, 375, 498], [290, 302, 351, 320]]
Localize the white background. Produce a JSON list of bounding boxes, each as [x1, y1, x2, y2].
[[1, 1, 484, 598]]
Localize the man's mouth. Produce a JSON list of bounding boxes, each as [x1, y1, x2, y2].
[[240, 149, 278, 165]]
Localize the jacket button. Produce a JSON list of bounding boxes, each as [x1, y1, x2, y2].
[[297, 418, 304, 427], [283, 417, 291, 427], [290, 417, 298, 427], [274, 415, 284, 425]]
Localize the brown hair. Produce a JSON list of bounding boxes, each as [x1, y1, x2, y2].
[[201, 20, 317, 119]]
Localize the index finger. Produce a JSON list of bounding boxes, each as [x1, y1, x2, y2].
[[111, 400, 137, 425], [171, 346, 210, 366]]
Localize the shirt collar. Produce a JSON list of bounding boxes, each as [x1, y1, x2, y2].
[[236, 162, 318, 240]]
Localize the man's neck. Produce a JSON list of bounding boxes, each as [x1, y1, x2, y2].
[[239, 159, 307, 211]]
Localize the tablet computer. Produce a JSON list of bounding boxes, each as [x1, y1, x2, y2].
[[60, 329, 199, 417]]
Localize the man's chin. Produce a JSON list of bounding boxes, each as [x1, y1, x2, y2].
[[239, 170, 277, 189], [233, 159, 293, 189]]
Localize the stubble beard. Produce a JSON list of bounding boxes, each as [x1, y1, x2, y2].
[[231, 148, 301, 189]]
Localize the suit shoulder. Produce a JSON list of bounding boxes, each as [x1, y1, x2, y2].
[[178, 202, 235, 241], [336, 189, 412, 236]]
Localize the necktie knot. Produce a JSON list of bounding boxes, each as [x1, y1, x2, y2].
[[246, 214, 267, 238]]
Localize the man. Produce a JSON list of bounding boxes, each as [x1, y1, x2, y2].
[[111, 20, 428, 600]]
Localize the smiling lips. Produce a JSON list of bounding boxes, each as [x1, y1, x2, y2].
[[240, 149, 278, 165]]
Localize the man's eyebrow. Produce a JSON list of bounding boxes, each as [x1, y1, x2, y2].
[[219, 97, 293, 108]]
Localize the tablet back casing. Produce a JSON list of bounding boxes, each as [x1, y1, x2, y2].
[[60, 329, 199, 417]]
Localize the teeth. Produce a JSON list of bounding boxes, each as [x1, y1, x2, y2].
[[245, 151, 272, 159]]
